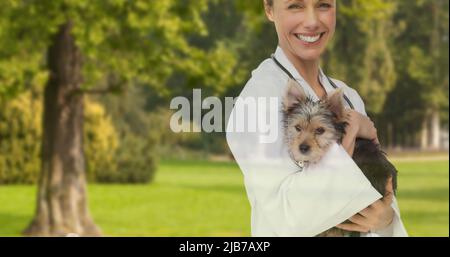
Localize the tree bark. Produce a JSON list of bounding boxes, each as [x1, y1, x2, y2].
[[23, 21, 101, 236]]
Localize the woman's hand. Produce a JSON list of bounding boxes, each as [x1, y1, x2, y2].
[[345, 110, 379, 143], [341, 110, 379, 156], [336, 177, 395, 233]]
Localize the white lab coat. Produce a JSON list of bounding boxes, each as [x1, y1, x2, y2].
[[226, 47, 408, 237]]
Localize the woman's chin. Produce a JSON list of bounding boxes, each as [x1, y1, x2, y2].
[[293, 51, 323, 62]]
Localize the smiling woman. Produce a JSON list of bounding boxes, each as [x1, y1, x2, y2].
[[225, 0, 408, 237], [264, 0, 336, 66]]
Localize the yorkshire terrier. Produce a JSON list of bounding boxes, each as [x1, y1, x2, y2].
[[282, 79, 398, 237]]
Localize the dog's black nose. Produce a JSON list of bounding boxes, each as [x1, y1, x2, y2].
[[299, 144, 310, 154]]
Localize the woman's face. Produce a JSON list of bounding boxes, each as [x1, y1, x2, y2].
[[265, 0, 336, 62]]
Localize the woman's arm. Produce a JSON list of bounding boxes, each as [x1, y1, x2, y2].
[[341, 109, 378, 156], [326, 81, 407, 236], [337, 178, 394, 233], [338, 109, 395, 233]]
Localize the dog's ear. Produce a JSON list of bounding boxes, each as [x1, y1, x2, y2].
[[284, 79, 306, 112], [326, 88, 345, 119]]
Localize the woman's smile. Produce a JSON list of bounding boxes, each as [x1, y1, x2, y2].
[[294, 32, 326, 45]]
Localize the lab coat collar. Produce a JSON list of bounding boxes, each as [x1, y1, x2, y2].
[[274, 46, 305, 82], [318, 68, 334, 96]]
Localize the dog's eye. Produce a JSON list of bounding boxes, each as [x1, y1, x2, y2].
[[315, 127, 325, 135], [295, 125, 302, 132]]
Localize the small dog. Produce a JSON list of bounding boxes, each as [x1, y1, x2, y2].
[[282, 79, 398, 237]]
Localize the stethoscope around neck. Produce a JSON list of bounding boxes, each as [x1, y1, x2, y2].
[[271, 54, 355, 110]]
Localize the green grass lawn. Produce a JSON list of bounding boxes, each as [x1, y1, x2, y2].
[[0, 159, 448, 237]]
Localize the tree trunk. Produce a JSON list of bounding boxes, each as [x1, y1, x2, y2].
[[430, 109, 441, 150], [420, 115, 429, 150], [429, 1, 442, 151], [23, 21, 101, 236]]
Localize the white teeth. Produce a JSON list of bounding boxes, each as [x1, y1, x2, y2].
[[296, 34, 321, 43]]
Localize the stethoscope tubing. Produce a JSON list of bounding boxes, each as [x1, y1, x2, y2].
[[271, 54, 355, 110]]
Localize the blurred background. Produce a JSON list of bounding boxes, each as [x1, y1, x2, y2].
[[0, 0, 448, 236]]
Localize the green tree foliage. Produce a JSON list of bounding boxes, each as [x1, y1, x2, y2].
[[388, 0, 449, 121], [0, 0, 221, 96], [375, 0, 448, 148], [322, 0, 398, 114]]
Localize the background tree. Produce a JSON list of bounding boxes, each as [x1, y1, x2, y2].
[[0, 0, 238, 236], [384, 0, 449, 149], [323, 0, 397, 115]]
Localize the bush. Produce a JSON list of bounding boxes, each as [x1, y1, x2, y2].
[[0, 92, 41, 184], [94, 134, 157, 184], [0, 92, 158, 184], [84, 98, 119, 182]]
